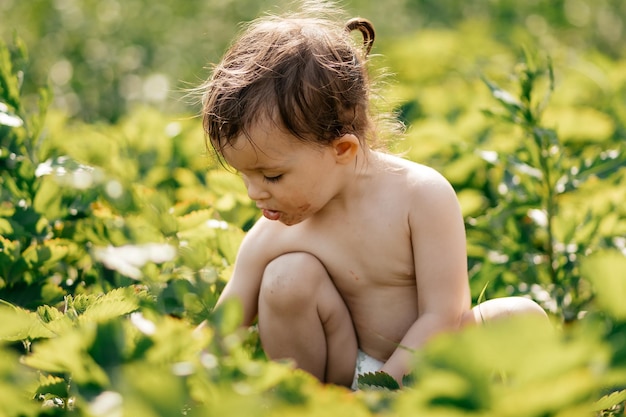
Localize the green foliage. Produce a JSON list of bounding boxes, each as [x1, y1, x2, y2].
[[357, 371, 401, 391], [396, 315, 616, 416], [470, 51, 625, 320], [1, 2, 626, 416], [581, 251, 626, 320], [2, 0, 625, 123]]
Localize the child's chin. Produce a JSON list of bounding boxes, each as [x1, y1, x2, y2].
[[278, 214, 307, 226]]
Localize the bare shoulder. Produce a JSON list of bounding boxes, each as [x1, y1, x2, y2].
[[377, 153, 458, 206]]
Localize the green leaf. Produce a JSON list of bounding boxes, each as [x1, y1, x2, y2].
[[481, 76, 523, 119], [183, 292, 209, 318], [32, 176, 64, 219], [457, 189, 487, 218], [23, 327, 110, 387], [402, 373, 415, 387], [87, 319, 126, 369], [21, 239, 70, 270], [176, 208, 214, 231], [78, 287, 140, 323], [120, 363, 189, 416], [0, 235, 20, 280], [35, 374, 69, 399], [592, 389, 626, 412], [210, 297, 243, 336], [0, 41, 21, 109], [493, 367, 600, 416], [215, 227, 245, 265], [0, 346, 38, 417], [0, 303, 57, 340], [542, 107, 615, 144], [36, 304, 74, 335], [580, 250, 626, 319], [37, 304, 64, 323], [357, 371, 400, 390]]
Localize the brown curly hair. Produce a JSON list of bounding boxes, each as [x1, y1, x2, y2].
[[200, 4, 378, 154]]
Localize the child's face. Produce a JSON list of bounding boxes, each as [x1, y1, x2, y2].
[[221, 118, 346, 226]]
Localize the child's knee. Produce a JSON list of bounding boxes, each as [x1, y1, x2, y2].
[[260, 252, 328, 310]]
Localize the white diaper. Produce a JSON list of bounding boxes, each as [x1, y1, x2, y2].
[[351, 349, 385, 390]]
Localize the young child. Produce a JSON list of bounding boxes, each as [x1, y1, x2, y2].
[[199, 3, 547, 389]]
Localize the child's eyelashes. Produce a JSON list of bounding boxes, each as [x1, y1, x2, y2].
[[236, 170, 282, 184], [263, 174, 283, 183]]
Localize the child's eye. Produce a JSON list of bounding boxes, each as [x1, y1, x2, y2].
[[263, 174, 283, 183]]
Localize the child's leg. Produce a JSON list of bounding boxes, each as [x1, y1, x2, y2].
[[461, 296, 548, 326], [257, 252, 358, 387]]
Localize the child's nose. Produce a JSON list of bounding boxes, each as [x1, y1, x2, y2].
[[246, 181, 270, 201]]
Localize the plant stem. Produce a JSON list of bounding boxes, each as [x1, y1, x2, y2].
[[534, 128, 557, 284]]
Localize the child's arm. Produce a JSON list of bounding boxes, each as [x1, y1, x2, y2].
[[381, 168, 471, 384], [214, 221, 272, 326]]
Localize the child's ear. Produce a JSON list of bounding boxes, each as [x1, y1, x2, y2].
[[332, 134, 360, 164]]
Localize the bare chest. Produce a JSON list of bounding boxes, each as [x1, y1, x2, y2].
[[291, 209, 415, 294]]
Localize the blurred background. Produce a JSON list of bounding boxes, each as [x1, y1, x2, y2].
[[2, 0, 625, 123]]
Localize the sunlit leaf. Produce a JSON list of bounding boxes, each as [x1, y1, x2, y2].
[[35, 374, 68, 398], [0, 42, 21, 109], [23, 326, 109, 386], [395, 314, 612, 416], [210, 298, 243, 336], [0, 304, 57, 340], [457, 189, 488, 218], [580, 250, 626, 319], [215, 227, 245, 265], [494, 368, 599, 416], [592, 389, 626, 412], [36, 304, 64, 323], [0, 347, 38, 417], [394, 368, 479, 412], [443, 153, 484, 186], [36, 304, 74, 335], [78, 288, 140, 323], [542, 107, 615, 143], [177, 208, 215, 231], [21, 239, 70, 270], [482, 76, 523, 121], [183, 292, 208, 318], [143, 315, 207, 364], [0, 236, 20, 278]]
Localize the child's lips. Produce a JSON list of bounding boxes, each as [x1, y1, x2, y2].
[[261, 209, 281, 221]]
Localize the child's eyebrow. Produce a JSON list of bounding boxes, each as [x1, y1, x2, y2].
[[231, 163, 282, 175], [246, 161, 284, 171], [222, 157, 282, 172]]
